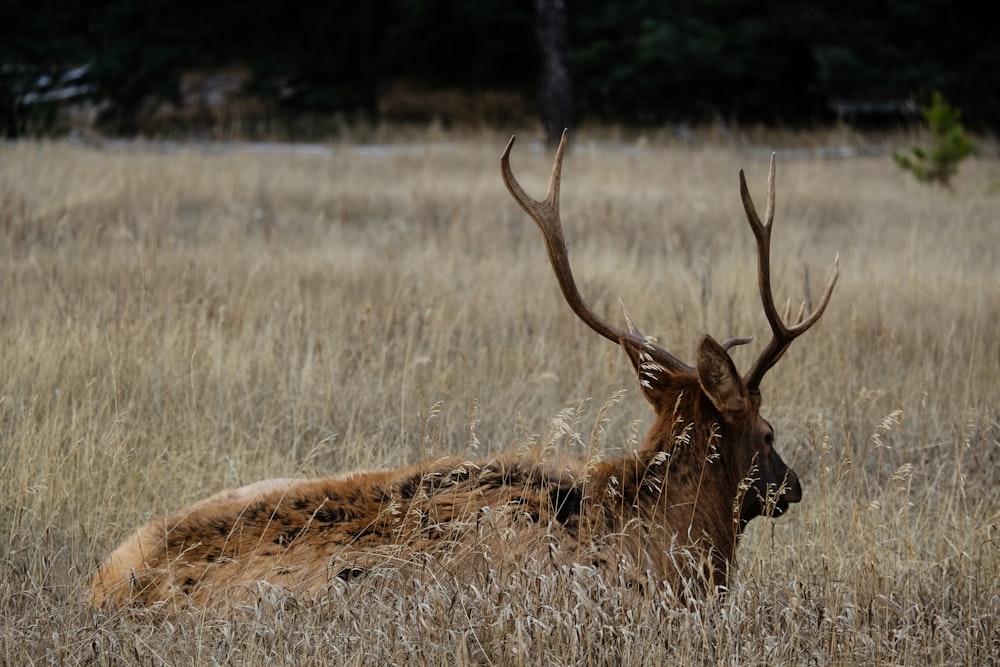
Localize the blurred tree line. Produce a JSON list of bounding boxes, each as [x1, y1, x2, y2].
[[2, 0, 998, 137]]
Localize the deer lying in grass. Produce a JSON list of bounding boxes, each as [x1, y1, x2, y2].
[[91, 133, 838, 608]]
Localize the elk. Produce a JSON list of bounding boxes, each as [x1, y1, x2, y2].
[[90, 132, 837, 608]]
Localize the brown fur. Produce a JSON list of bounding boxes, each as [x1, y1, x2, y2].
[[90, 336, 802, 608]]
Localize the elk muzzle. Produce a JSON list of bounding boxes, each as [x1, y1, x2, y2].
[[740, 452, 802, 528]]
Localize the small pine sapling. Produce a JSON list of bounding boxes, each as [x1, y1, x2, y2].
[[894, 91, 975, 187]]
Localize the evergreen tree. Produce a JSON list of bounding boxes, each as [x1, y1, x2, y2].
[[894, 92, 975, 187]]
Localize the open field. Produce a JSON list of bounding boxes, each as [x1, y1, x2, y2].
[[2, 131, 998, 664]]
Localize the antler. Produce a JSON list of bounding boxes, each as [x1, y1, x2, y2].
[[740, 153, 839, 392], [501, 130, 695, 375]]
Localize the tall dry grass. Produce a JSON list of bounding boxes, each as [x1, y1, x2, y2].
[[1, 132, 998, 665]]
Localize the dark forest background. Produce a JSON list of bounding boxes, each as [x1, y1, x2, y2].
[[2, 0, 998, 138]]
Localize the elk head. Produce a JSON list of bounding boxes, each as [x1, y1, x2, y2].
[[501, 131, 838, 533]]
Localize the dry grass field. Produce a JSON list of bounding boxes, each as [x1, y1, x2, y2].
[[1, 130, 998, 664]]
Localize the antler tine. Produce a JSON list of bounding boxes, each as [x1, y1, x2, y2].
[[741, 153, 840, 392], [721, 336, 754, 351], [502, 131, 694, 375]]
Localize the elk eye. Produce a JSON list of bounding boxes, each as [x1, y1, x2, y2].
[[764, 432, 774, 447]]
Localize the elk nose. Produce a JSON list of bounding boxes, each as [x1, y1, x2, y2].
[[781, 469, 802, 504]]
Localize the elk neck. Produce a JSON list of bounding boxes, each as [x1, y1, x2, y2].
[[583, 377, 744, 580]]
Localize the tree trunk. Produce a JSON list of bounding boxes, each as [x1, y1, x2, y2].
[[534, 0, 572, 146]]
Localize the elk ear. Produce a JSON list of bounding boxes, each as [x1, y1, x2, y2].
[[696, 336, 749, 417], [621, 338, 644, 376], [621, 338, 677, 407]]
